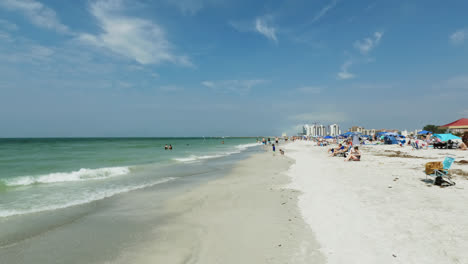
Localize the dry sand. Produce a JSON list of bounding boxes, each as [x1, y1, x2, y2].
[[285, 141, 468, 264], [114, 151, 325, 264]]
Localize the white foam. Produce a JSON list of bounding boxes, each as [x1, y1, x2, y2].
[[174, 142, 260, 163], [0, 177, 175, 218], [3, 167, 130, 187]]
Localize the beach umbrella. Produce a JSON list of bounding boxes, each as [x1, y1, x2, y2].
[[418, 130, 432, 135], [324, 135, 333, 139]]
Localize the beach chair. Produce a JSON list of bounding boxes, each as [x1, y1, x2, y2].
[[337, 146, 352, 157], [426, 157, 455, 185]]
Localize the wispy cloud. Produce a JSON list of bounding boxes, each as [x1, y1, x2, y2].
[[450, 29, 467, 45], [0, 0, 69, 33], [201, 79, 268, 94], [255, 16, 277, 42], [337, 60, 355, 80], [230, 15, 278, 43], [78, 0, 191, 66], [354, 31, 383, 54], [312, 0, 338, 23]]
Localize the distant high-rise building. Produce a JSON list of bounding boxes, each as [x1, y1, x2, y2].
[[301, 123, 342, 137], [328, 124, 340, 136]]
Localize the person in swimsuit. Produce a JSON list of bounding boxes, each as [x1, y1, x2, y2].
[[345, 146, 361, 161]]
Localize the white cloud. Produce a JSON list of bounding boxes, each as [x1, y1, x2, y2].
[[354, 31, 383, 54], [297, 86, 322, 94], [255, 16, 277, 42], [0, 0, 69, 33], [78, 0, 191, 66], [230, 15, 277, 42], [450, 29, 467, 45], [337, 60, 355, 80], [312, 0, 338, 23], [202, 79, 268, 94]]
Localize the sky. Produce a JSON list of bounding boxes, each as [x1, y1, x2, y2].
[[0, 0, 467, 137]]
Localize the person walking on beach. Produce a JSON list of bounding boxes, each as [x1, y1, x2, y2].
[[267, 138, 271, 145], [272, 144, 276, 153], [262, 138, 266, 145]]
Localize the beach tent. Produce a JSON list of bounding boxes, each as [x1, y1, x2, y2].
[[384, 135, 399, 144], [324, 135, 333, 139], [418, 130, 432, 135], [433, 133, 462, 142]]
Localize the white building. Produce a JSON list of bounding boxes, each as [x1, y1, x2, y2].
[[328, 124, 340, 136], [302, 124, 310, 136], [302, 123, 341, 137]]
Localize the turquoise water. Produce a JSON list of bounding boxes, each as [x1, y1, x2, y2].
[[0, 137, 260, 217]]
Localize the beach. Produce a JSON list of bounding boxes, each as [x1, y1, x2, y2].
[[284, 141, 468, 264], [1, 139, 468, 263], [0, 141, 324, 264]]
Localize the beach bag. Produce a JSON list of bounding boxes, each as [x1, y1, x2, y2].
[[425, 162, 443, 175], [434, 176, 455, 187]]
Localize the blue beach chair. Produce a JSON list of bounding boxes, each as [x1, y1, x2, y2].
[[427, 156, 455, 185]]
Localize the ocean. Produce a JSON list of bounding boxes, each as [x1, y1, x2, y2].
[[0, 137, 260, 218]]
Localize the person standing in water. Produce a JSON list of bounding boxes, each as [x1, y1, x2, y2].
[[169, 144, 173, 150], [164, 144, 168, 150]]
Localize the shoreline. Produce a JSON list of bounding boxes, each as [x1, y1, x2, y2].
[[1, 146, 325, 264], [112, 151, 324, 264]]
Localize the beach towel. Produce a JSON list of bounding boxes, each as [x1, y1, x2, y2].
[[425, 162, 443, 175]]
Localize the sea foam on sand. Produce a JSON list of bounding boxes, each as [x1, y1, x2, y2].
[[284, 141, 468, 264]]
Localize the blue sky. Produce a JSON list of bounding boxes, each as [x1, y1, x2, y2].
[[0, 0, 467, 137]]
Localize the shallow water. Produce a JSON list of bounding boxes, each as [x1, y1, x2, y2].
[[0, 137, 260, 217]]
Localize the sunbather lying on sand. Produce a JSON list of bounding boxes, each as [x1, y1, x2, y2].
[[345, 146, 361, 161]]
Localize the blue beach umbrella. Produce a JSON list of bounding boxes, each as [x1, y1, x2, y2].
[[418, 130, 432, 135], [324, 135, 333, 139]]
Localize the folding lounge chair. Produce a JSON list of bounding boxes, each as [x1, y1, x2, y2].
[[337, 146, 352, 157], [426, 156, 455, 185]]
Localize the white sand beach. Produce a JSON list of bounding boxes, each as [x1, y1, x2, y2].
[[284, 141, 468, 264], [112, 151, 325, 264]]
